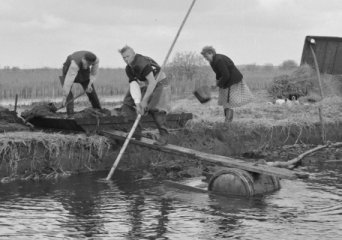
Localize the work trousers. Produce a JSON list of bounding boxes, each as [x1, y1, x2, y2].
[[60, 68, 101, 115]]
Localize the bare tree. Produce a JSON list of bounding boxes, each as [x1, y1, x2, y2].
[[167, 51, 206, 81], [165, 51, 213, 96]]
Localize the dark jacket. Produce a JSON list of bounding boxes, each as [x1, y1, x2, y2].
[[210, 54, 243, 89], [125, 54, 161, 83], [62, 51, 95, 76]]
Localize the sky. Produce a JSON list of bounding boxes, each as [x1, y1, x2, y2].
[[1, 0, 342, 68]]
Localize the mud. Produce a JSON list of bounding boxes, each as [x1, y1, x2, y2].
[[0, 106, 29, 132], [169, 121, 342, 156]]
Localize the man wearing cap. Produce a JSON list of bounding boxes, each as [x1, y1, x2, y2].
[[60, 50, 102, 115], [119, 45, 171, 146]]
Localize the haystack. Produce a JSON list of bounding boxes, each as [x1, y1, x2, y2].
[[267, 64, 316, 99]]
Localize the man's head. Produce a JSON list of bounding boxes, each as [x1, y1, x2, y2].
[[81, 52, 97, 69], [201, 46, 216, 63], [119, 45, 136, 65]]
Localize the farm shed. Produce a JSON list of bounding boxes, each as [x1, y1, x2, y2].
[[301, 35, 342, 75]]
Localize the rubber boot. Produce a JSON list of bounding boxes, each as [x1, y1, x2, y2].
[[151, 111, 169, 146], [66, 92, 74, 116], [224, 108, 234, 122], [85, 83, 102, 110], [132, 123, 143, 140], [155, 128, 168, 146]]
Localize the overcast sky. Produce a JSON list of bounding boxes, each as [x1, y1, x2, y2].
[[1, 0, 342, 68]]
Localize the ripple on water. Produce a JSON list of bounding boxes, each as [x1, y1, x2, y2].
[[0, 167, 341, 240]]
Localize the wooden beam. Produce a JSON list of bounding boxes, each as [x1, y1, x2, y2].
[[100, 130, 296, 180], [164, 179, 208, 194]]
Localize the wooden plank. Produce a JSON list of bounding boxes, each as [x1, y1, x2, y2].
[[164, 179, 208, 193], [100, 130, 296, 180]]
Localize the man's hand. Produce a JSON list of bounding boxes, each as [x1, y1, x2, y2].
[[61, 96, 67, 107], [86, 85, 93, 93], [136, 101, 148, 115]]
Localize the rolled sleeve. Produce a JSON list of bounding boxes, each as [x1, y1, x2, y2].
[[89, 58, 99, 85], [63, 60, 79, 96], [90, 58, 99, 77]]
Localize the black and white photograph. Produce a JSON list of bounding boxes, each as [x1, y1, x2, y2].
[[0, 0, 341, 239]]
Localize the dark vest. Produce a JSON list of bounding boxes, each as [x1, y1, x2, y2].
[[125, 54, 160, 83], [62, 51, 95, 76]]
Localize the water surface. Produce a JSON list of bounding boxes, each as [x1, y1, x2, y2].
[[0, 161, 341, 240]]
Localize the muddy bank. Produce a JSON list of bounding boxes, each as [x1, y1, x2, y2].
[[1, 118, 341, 183], [171, 121, 342, 156], [0, 106, 30, 132], [0, 130, 203, 183], [0, 132, 112, 182]]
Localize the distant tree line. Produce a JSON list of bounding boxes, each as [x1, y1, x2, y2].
[[0, 53, 298, 100]]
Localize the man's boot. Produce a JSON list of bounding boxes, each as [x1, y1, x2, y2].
[[132, 123, 143, 140], [86, 84, 102, 110], [224, 108, 234, 122], [66, 94, 74, 116], [155, 128, 168, 146], [151, 111, 169, 146]]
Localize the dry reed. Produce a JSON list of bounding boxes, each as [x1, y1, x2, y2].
[[0, 131, 111, 182]]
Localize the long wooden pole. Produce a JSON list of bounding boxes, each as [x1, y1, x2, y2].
[[106, 0, 197, 180], [309, 43, 326, 144]]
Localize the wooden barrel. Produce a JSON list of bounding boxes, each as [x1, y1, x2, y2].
[[208, 168, 281, 197]]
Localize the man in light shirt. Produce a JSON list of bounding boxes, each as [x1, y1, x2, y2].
[[60, 51, 102, 115], [119, 45, 171, 146]]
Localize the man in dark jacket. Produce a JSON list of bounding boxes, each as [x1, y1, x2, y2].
[[60, 50, 102, 115], [119, 45, 171, 146], [201, 46, 250, 122]]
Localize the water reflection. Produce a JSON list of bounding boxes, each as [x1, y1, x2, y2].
[[0, 162, 341, 239], [54, 174, 109, 238]]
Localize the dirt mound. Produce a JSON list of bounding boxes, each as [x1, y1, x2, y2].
[[0, 106, 29, 132], [21, 102, 58, 121]]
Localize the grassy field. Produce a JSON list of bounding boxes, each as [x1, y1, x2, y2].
[[0, 65, 291, 102]]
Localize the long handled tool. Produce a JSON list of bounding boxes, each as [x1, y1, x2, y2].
[[56, 91, 86, 111], [106, 0, 197, 180]]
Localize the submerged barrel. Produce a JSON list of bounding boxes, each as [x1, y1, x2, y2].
[[208, 168, 281, 197]]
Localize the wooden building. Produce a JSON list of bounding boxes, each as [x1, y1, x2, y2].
[[301, 35, 342, 75]]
